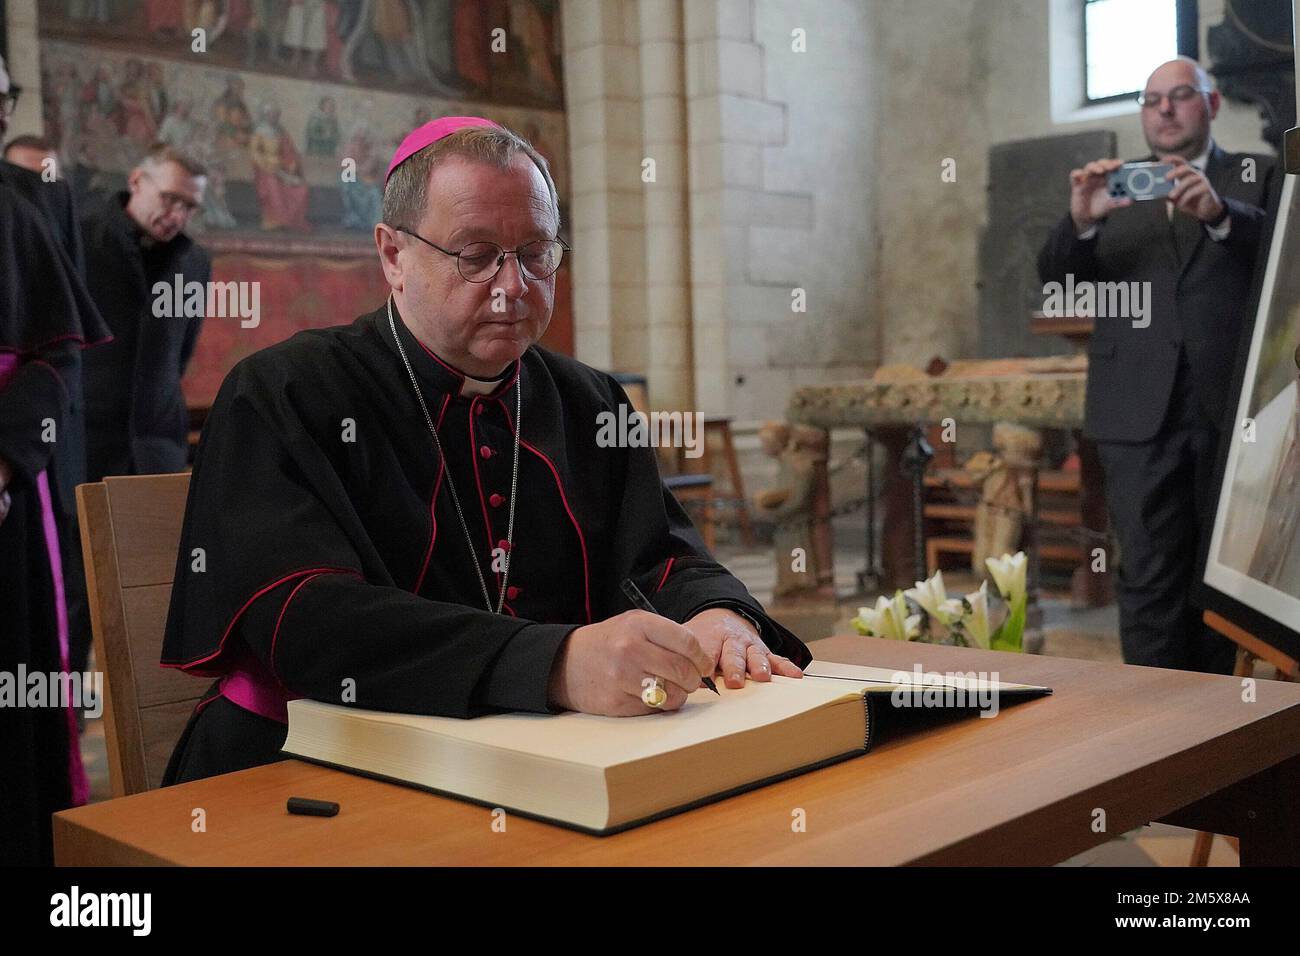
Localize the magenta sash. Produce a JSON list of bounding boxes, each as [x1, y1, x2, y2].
[[0, 352, 89, 806], [219, 661, 298, 725]]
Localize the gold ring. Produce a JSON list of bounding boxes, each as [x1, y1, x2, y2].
[[641, 676, 667, 708]]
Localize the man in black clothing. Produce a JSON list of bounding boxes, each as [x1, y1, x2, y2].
[[81, 142, 210, 481], [1, 66, 106, 688], [0, 55, 111, 865], [161, 119, 811, 784], [1038, 57, 1275, 673], [2, 132, 58, 175]]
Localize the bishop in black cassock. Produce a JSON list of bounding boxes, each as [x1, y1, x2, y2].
[[161, 117, 812, 784]]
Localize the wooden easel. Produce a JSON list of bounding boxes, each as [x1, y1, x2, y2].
[[1188, 609, 1300, 866]]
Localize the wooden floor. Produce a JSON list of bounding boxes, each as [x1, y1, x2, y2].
[[73, 537, 1240, 866]]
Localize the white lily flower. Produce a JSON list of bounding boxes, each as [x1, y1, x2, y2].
[[963, 580, 993, 649], [853, 596, 891, 637], [892, 591, 923, 641], [854, 593, 920, 641], [905, 570, 955, 624], [985, 551, 1028, 605], [938, 597, 966, 623]]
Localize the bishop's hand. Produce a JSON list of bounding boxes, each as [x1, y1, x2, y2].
[[547, 610, 715, 716], [685, 607, 804, 688]]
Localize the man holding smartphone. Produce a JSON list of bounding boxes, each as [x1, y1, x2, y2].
[[1037, 57, 1275, 673]]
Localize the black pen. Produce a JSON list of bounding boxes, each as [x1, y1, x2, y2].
[[621, 578, 720, 695]]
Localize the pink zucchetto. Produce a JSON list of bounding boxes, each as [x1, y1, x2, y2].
[[384, 116, 502, 185]]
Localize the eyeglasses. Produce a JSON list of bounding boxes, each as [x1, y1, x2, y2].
[[1136, 85, 1208, 109], [141, 171, 201, 215], [395, 226, 570, 283], [0, 84, 21, 118]]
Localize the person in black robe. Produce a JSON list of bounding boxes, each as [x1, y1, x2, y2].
[[0, 181, 111, 865], [80, 142, 211, 483], [160, 118, 812, 785], [1, 143, 101, 683]]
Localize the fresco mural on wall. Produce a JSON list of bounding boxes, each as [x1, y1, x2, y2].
[[34, 1, 573, 401], [37, 0, 569, 251]]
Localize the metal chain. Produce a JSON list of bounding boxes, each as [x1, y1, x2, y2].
[[387, 296, 519, 613]]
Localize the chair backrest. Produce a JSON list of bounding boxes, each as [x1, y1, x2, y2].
[[610, 371, 679, 475], [77, 474, 199, 795]]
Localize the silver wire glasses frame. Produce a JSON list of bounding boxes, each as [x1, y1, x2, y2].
[[1135, 84, 1209, 109], [394, 225, 570, 283]]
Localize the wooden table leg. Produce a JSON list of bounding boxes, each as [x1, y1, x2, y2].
[[1072, 433, 1114, 608], [1159, 751, 1300, 866], [875, 425, 915, 590]]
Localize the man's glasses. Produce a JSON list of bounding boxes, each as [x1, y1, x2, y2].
[[395, 226, 569, 283], [1, 84, 22, 118], [1136, 85, 1208, 109], [142, 171, 201, 215]]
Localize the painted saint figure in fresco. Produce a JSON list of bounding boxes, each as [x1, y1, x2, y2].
[[282, 0, 329, 75], [249, 103, 311, 231], [305, 95, 340, 156], [338, 112, 382, 231], [244, 0, 288, 69], [145, 62, 169, 127], [213, 75, 253, 151], [157, 97, 196, 145], [116, 59, 158, 146]]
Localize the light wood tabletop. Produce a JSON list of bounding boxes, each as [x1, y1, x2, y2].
[[54, 635, 1300, 866]]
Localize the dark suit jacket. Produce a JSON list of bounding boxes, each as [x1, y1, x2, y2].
[[0, 161, 100, 515], [1037, 145, 1275, 443], [80, 191, 211, 480]]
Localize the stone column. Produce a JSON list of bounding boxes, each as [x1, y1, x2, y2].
[[562, 0, 647, 375], [637, 0, 694, 410]]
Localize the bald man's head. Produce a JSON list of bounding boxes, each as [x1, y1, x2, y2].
[[1140, 57, 1219, 160]]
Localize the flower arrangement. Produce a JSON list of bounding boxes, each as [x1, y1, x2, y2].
[[852, 551, 1028, 652]]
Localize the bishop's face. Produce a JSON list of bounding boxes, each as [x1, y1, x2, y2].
[[397, 154, 557, 377]]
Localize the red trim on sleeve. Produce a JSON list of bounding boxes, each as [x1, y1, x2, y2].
[[655, 557, 675, 594], [191, 691, 223, 720], [161, 566, 362, 671], [269, 571, 331, 681]]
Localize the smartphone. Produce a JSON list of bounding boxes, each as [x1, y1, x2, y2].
[[1106, 161, 1175, 201]]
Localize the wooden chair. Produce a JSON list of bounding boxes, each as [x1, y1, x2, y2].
[[612, 372, 718, 549], [77, 474, 198, 796], [677, 416, 756, 547]]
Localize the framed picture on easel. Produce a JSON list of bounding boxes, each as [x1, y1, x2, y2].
[[1201, 167, 1300, 664], [1199, 0, 1300, 668]]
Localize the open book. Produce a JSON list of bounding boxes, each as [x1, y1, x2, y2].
[[282, 661, 1051, 834]]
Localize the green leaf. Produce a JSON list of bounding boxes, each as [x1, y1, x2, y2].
[[990, 593, 1026, 653]]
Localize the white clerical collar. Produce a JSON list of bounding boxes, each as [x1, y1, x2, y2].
[[460, 374, 506, 397]]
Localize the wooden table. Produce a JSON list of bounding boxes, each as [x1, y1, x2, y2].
[[54, 636, 1300, 866]]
